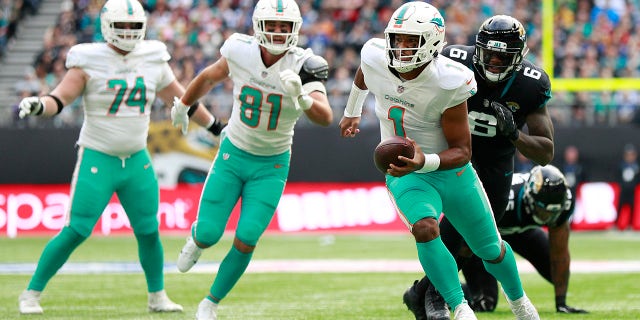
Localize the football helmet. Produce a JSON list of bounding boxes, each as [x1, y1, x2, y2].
[[100, 0, 147, 52], [523, 165, 569, 225], [252, 0, 302, 55], [384, 1, 446, 73], [473, 15, 529, 83]]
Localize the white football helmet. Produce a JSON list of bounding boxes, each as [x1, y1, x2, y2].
[[252, 0, 302, 55], [100, 0, 147, 52], [384, 1, 446, 73]]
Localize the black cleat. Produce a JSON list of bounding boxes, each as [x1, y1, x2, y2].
[[403, 280, 428, 320], [424, 284, 450, 320]]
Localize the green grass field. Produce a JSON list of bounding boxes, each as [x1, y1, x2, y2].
[[1, 231, 639, 319]]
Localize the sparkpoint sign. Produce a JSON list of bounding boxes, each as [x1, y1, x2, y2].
[[0, 182, 630, 238]]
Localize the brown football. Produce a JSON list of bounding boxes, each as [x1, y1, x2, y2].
[[373, 136, 415, 173]]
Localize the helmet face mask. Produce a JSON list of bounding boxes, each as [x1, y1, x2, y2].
[[101, 0, 147, 52], [523, 165, 568, 225], [252, 0, 302, 55], [473, 15, 529, 83], [384, 2, 446, 73]]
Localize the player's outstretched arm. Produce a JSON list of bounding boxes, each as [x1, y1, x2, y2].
[[549, 221, 587, 313], [162, 58, 230, 135], [339, 67, 368, 137], [19, 68, 86, 119]]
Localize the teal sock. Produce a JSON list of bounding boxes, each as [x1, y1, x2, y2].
[[416, 237, 464, 309], [483, 241, 524, 300], [28, 227, 86, 291], [135, 231, 164, 292], [210, 246, 252, 301]]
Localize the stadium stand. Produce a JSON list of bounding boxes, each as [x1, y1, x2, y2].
[[1, 0, 638, 128]]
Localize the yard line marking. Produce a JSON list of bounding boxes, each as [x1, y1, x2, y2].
[[2, 260, 639, 274]]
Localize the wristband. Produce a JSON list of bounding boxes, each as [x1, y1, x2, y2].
[[416, 153, 440, 173], [187, 102, 199, 117], [343, 83, 368, 117], [298, 94, 313, 111], [43, 94, 64, 114]]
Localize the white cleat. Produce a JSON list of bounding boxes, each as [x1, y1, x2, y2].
[[505, 293, 540, 320], [19, 289, 44, 314], [177, 236, 203, 273], [148, 290, 183, 312], [452, 302, 477, 320], [195, 298, 218, 320]]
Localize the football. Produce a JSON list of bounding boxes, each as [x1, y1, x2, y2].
[[373, 136, 415, 173]]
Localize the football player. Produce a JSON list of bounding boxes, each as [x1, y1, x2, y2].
[[460, 165, 587, 314], [16, 0, 224, 315], [402, 15, 555, 320], [171, 0, 333, 318], [339, 3, 539, 319]]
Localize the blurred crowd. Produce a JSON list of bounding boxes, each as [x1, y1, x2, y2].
[[5, 0, 640, 129], [0, 0, 41, 58]]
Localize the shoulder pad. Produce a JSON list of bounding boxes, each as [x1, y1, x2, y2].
[[300, 55, 329, 83], [442, 45, 474, 63], [361, 38, 386, 68], [66, 43, 105, 69], [134, 40, 171, 62], [436, 57, 475, 90]]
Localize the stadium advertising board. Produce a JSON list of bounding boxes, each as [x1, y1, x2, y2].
[[0, 182, 636, 237]]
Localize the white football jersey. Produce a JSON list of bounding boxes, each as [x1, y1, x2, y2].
[[221, 33, 317, 156], [361, 38, 477, 155], [67, 40, 175, 157]]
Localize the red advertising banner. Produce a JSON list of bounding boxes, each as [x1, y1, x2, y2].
[[0, 182, 635, 238]]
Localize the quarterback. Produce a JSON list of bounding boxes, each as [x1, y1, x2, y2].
[[171, 0, 333, 319], [339, 2, 539, 320], [16, 0, 223, 315], [403, 15, 556, 320]]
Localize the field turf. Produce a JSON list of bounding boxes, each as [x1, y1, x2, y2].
[[1, 231, 638, 319]]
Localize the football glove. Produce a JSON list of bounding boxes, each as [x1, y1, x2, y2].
[[279, 69, 304, 97], [171, 97, 190, 135], [556, 304, 588, 314], [491, 101, 519, 141], [18, 96, 44, 119]]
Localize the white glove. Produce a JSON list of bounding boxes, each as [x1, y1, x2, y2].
[[171, 97, 190, 135], [19, 96, 43, 119], [279, 69, 304, 98]]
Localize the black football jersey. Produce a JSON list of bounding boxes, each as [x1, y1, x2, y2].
[[441, 45, 552, 163], [498, 173, 575, 235]]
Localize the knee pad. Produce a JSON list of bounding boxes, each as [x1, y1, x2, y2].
[[61, 226, 88, 245], [235, 220, 264, 247], [193, 220, 225, 247], [475, 241, 505, 263]]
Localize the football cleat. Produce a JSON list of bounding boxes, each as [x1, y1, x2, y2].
[[505, 293, 540, 320], [403, 280, 427, 320], [177, 236, 203, 273], [148, 289, 183, 312], [452, 302, 477, 320], [19, 289, 43, 314], [196, 298, 218, 320], [425, 284, 450, 320]]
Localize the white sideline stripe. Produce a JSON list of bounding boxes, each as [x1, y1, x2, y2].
[[2, 260, 639, 274]]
